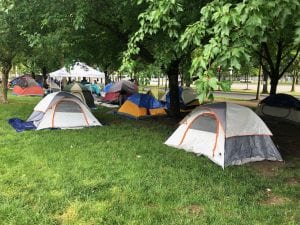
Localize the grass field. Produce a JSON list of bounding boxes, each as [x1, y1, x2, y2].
[[0, 94, 299, 225]]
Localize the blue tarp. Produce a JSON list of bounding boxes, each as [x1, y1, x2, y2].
[[128, 94, 164, 109], [261, 94, 300, 109], [8, 118, 36, 132]]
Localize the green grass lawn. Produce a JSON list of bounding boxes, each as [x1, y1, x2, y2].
[[0, 94, 299, 225]]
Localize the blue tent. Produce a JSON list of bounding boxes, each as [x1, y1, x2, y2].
[[128, 93, 164, 109], [102, 83, 113, 93], [118, 93, 166, 118]]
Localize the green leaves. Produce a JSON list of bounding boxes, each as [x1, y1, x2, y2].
[[195, 71, 231, 103]]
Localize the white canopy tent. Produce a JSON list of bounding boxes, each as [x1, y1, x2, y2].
[[49, 62, 105, 79], [49, 62, 105, 91], [49, 67, 70, 78]]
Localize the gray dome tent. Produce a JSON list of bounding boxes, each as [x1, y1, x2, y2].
[[64, 82, 96, 108], [165, 102, 282, 168], [256, 94, 300, 123]]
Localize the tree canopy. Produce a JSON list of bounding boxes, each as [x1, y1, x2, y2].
[[1, 0, 300, 107]]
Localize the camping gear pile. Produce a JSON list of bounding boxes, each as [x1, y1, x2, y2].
[[256, 93, 300, 123], [165, 102, 283, 168], [11, 76, 44, 96], [118, 93, 166, 119]]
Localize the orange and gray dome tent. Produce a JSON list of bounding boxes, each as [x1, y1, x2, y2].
[[12, 76, 44, 96], [165, 102, 282, 168], [27, 92, 101, 130]]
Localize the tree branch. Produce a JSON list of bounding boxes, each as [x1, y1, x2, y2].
[[254, 49, 269, 61], [275, 40, 284, 75], [279, 45, 300, 77], [89, 17, 154, 63]]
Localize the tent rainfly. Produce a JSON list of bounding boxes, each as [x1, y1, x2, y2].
[[165, 102, 283, 168]]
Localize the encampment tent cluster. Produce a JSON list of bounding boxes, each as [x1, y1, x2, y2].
[[11, 76, 44, 96], [7, 63, 287, 168]]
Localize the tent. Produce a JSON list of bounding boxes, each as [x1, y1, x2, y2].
[[27, 92, 101, 130], [102, 83, 113, 93], [49, 62, 105, 79], [49, 79, 60, 92], [63, 83, 96, 108], [103, 80, 138, 104], [256, 94, 300, 123], [12, 76, 44, 96], [161, 87, 199, 111], [165, 102, 282, 168], [148, 87, 165, 100], [84, 83, 101, 95], [49, 67, 70, 78], [118, 93, 166, 118]]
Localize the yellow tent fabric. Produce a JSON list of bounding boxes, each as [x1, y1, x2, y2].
[[149, 108, 167, 116], [118, 100, 147, 118]]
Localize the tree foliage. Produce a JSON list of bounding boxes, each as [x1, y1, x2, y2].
[[180, 0, 300, 95], [0, 0, 28, 102]]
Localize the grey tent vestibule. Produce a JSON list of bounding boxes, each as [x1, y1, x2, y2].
[[165, 102, 283, 168]]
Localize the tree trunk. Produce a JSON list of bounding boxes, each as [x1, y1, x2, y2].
[[166, 59, 181, 118], [104, 70, 110, 85], [270, 78, 278, 95], [291, 70, 297, 92], [261, 68, 268, 94], [0, 62, 12, 103], [256, 65, 262, 100], [42, 66, 48, 88]]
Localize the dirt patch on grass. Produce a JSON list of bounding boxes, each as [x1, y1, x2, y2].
[[260, 193, 289, 206], [187, 204, 204, 215], [286, 178, 299, 185], [250, 161, 285, 177], [176, 204, 204, 215]]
